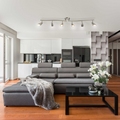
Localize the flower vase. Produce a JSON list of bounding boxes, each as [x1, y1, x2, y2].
[[102, 83, 108, 95], [94, 81, 102, 90]]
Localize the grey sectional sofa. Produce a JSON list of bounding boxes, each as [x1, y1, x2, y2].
[[3, 62, 94, 106]]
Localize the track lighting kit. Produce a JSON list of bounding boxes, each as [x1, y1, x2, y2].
[[37, 17, 96, 27]]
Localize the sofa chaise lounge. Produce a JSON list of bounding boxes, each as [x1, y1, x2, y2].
[[3, 62, 94, 106]]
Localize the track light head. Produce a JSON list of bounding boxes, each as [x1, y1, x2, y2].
[[81, 21, 84, 27], [65, 17, 70, 22], [92, 21, 96, 26], [71, 22, 75, 27], [60, 22, 63, 27], [51, 21, 54, 27], [37, 21, 43, 26], [37, 23, 40, 26]]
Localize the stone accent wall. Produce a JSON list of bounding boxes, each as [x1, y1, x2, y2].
[[91, 32, 108, 63]]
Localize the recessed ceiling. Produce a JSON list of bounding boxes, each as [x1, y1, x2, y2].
[[0, 0, 120, 32]]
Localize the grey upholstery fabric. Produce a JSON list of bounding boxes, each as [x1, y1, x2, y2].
[[76, 73, 91, 78], [38, 63, 52, 68], [3, 82, 28, 93], [3, 92, 35, 106], [39, 73, 57, 78], [58, 73, 75, 78], [61, 63, 75, 68], [3, 79, 55, 93], [44, 79, 55, 83], [79, 62, 93, 68], [32, 68, 57, 73], [54, 78, 94, 84], [58, 68, 89, 73], [54, 84, 93, 94]]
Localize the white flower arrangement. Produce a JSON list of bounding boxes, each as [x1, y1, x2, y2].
[[88, 61, 112, 84]]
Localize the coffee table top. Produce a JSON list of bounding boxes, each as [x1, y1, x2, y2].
[[66, 86, 118, 97]]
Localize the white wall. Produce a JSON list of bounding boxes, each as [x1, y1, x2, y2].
[[15, 38, 23, 77]]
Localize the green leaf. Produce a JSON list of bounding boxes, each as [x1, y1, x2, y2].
[[94, 80, 98, 82]]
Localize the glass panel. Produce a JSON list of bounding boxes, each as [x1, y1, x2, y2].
[[118, 39, 120, 76], [0, 33, 3, 82], [85, 48, 90, 62], [5, 36, 11, 81], [109, 42, 112, 74], [113, 41, 117, 75], [109, 49, 112, 74]]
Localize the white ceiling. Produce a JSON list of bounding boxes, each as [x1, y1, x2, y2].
[[0, 0, 120, 32]]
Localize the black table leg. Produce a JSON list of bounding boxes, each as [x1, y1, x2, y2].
[[115, 96, 118, 115], [65, 96, 69, 115], [102, 97, 105, 102], [102, 96, 118, 115]]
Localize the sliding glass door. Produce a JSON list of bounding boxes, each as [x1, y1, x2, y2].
[[0, 29, 12, 83], [0, 33, 3, 82], [4, 36, 11, 82]]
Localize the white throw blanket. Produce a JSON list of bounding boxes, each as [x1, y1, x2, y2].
[[20, 78, 60, 110]]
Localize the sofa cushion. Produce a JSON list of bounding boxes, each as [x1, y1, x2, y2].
[[54, 84, 94, 94], [39, 73, 57, 78], [44, 79, 55, 83], [3, 79, 55, 93], [76, 73, 90, 78], [38, 63, 52, 68], [54, 78, 94, 84], [3, 82, 28, 93], [79, 62, 93, 68], [61, 63, 75, 68], [58, 68, 89, 73], [32, 68, 57, 74], [58, 73, 74, 78]]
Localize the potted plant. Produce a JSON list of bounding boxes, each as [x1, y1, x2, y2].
[[88, 61, 112, 88]]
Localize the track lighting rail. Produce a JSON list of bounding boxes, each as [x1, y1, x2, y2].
[[37, 17, 96, 27]]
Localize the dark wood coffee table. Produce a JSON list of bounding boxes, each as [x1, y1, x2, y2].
[[65, 86, 118, 115]]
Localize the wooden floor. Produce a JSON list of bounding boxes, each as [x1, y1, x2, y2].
[[0, 76, 120, 120]]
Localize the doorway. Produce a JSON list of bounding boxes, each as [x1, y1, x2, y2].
[[113, 49, 117, 74], [5, 36, 11, 82], [0, 32, 12, 83], [109, 39, 120, 76], [0, 33, 3, 82]]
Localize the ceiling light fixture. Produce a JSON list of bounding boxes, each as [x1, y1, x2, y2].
[[81, 21, 84, 27], [37, 17, 96, 27], [60, 21, 63, 27], [92, 21, 96, 26], [37, 21, 43, 26], [71, 22, 75, 27], [51, 21, 54, 27]]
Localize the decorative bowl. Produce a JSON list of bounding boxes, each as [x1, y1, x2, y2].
[[89, 90, 97, 94]]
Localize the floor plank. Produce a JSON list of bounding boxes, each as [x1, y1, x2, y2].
[[0, 76, 120, 120]]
